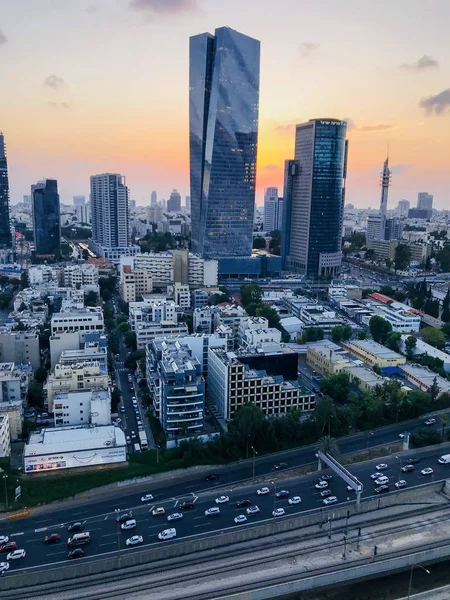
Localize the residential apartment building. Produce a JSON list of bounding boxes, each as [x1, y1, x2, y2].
[[342, 339, 406, 368], [120, 265, 153, 303], [50, 308, 105, 367], [0, 329, 40, 370], [53, 389, 110, 427], [58, 333, 108, 370], [46, 362, 109, 412], [191, 289, 210, 309], [171, 283, 191, 310], [0, 362, 26, 439], [193, 306, 217, 334], [300, 305, 346, 335], [129, 299, 177, 330], [213, 305, 249, 342], [63, 264, 99, 288], [0, 415, 11, 457]]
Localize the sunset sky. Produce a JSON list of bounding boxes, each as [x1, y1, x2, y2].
[[1, 0, 449, 209]]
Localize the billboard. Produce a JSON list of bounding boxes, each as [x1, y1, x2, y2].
[[24, 446, 126, 473]]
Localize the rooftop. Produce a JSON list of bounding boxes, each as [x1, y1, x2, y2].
[[25, 425, 126, 456], [347, 339, 403, 360]]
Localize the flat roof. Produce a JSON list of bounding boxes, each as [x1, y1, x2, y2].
[[25, 425, 126, 456], [348, 339, 403, 360]]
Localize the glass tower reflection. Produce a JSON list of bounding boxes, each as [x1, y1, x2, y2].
[[190, 27, 260, 259], [0, 133, 12, 250], [32, 179, 61, 257]]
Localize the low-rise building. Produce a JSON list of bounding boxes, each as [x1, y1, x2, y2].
[[191, 289, 210, 309], [279, 316, 303, 341], [300, 305, 346, 335], [400, 335, 450, 373], [63, 264, 99, 288], [46, 362, 109, 413], [58, 333, 108, 370], [399, 363, 450, 396], [344, 364, 385, 393], [368, 302, 421, 333], [129, 298, 178, 330], [171, 283, 191, 310], [0, 415, 11, 457], [50, 308, 105, 367], [213, 304, 248, 342], [328, 285, 362, 301], [53, 389, 111, 427], [342, 339, 406, 368], [284, 296, 313, 319], [135, 322, 188, 348], [193, 306, 216, 334], [306, 345, 351, 376], [242, 327, 281, 349], [23, 425, 127, 473]]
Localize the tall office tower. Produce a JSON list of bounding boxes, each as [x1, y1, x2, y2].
[[276, 197, 284, 231], [23, 195, 32, 207], [385, 217, 403, 241], [150, 190, 157, 206], [167, 189, 181, 212], [366, 214, 384, 243], [417, 192, 433, 212], [32, 179, 61, 256], [185, 196, 191, 212], [397, 199, 410, 218], [0, 133, 12, 250], [190, 26, 260, 259], [130, 199, 136, 210], [263, 187, 279, 232], [90, 173, 130, 255], [281, 119, 348, 278]]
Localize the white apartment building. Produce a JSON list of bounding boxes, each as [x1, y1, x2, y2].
[[238, 317, 269, 342], [53, 389, 110, 427], [213, 305, 249, 340], [242, 327, 282, 348], [193, 307, 216, 334], [50, 308, 105, 367], [300, 305, 346, 334], [370, 302, 421, 333], [172, 283, 191, 310], [134, 321, 188, 349], [129, 299, 177, 330], [263, 187, 279, 232], [0, 415, 11, 457], [28, 265, 60, 285], [0, 330, 40, 370], [63, 264, 99, 288], [0, 363, 25, 440], [58, 334, 108, 370], [120, 265, 153, 303], [46, 362, 109, 413]]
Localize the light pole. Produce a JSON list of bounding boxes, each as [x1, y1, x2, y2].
[[2, 475, 8, 511], [366, 431, 374, 450], [156, 444, 160, 465], [271, 481, 277, 516], [114, 508, 121, 565], [251, 446, 257, 481], [407, 564, 430, 600], [395, 455, 402, 486]]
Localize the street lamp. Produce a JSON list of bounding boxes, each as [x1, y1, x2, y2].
[[251, 446, 258, 481], [407, 564, 430, 600], [271, 481, 277, 516], [156, 444, 161, 465], [2, 475, 8, 511], [366, 431, 374, 450], [114, 508, 121, 565]]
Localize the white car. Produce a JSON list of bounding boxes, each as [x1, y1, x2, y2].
[[151, 507, 165, 516], [167, 512, 183, 522], [399, 433, 405, 439], [205, 507, 220, 516], [315, 480, 328, 490], [0, 562, 9, 572], [370, 472, 383, 480], [323, 496, 338, 506], [424, 418, 436, 426], [376, 464, 388, 471], [141, 494, 154, 503], [126, 535, 143, 547], [288, 496, 302, 505], [246, 505, 260, 515], [272, 508, 285, 517], [158, 528, 176, 541], [257, 487, 270, 495], [215, 495, 229, 504], [395, 480, 407, 489], [234, 515, 247, 524], [0, 536, 8, 545], [421, 467, 434, 476], [6, 549, 26, 560], [120, 519, 137, 530], [374, 476, 389, 486]]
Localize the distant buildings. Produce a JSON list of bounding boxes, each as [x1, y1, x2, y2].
[[50, 307, 105, 367], [282, 119, 348, 278], [263, 187, 279, 232], [397, 199, 410, 218], [32, 179, 61, 256], [167, 189, 181, 212], [417, 192, 433, 212], [0, 330, 40, 370], [150, 190, 157, 206], [0, 133, 12, 251], [128, 298, 188, 348], [73, 195, 90, 224], [190, 26, 260, 259]]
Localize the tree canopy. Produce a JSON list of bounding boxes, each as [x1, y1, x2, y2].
[[369, 315, 392, 344], [422, 327, 446, 349]]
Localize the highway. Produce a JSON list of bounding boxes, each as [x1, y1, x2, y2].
[[1, 442, 450, 577]]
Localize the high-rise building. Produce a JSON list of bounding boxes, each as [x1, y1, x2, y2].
[[417, 192, 433, 212], [185, 196, 191, 212], [150, 191, 157, 206], [167, 189, 181, 212], [32, 179, 61, 256], [89, 173, 138, 261], [379, 156, 391, 216], [0, 133, 12, 250], [281, 119, 348, 278], [397, 199, 410, 218], [73, 195, 90, 224], [366, 214, 384, 243], [276, 197, 284, 231], [190, 26, 260, 259], [385, 218, 404, 241], [263, 187, 279, 232], [23, 195, 32, 207]]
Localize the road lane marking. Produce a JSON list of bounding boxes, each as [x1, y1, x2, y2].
[[10, 532, 24, 536], [35, 527, 47, 533], [99, 541, 115, 547], [193, 495, 199, 503], [193, 523, 210, 528], [174, 499, 179, 507], [104, 516, 109, 520], [100, 533, 117, 537]]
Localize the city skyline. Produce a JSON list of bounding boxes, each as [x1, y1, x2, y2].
[[1, 0, 449, 208]]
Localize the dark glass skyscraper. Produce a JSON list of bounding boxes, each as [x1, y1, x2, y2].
[[189, 27, 260, 259], [282, 119, 348, 278], [32, 179, 61, 256], [0, 133, 12, 249]]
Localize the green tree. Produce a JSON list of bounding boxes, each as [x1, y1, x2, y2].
[[240, 284, 263, 308], [439, 414, 449, 440], [422, 327, 446, 349], [27, 380, 44, 408], [365, 249, 375, 261], [386, 331, 401, 352], [125, 349, 145, 370], [313, 396, 337, 435], [316, 435, 341, 459], [269, 230, 281, 255], [357, 329, 368, 340], [320, 373, 351, 403], [342, 324, 353, 341], [442, 290, 450, 322], [118, 321, 130, 334], [442, 322, 450, 337], [82, 249, 89, 260], [405, 335, 417, 358], [394, 244, 412, 271], [437, 245, 450, 272], [209, 293, 228, 306], [331, 325, 344, 344], [410, 427, 441, 448], [124, 331, 137, 351], [256, 303, 281, 329], [84, 290, 98, 307], [111, 386, 122, 412], [252, 237, 266, 249], [300, 326, 324, 343], [228, 403, 265, 455], [379, 285, 395, 297], [430, 377, 440, 403], [34, 367, 48, 384], [369, 315, 392, 344]]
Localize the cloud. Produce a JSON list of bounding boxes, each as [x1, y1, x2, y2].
[[264, 164, 280, 171], [355, 123, 397, 132], [0, 29, 7, 45], [86, 5, 97, 13], [48, 102, 71, 109], [419, 88, 450, 115], [44, 75, 66, 90], [129, 0, 196, 14], [400, 55, 439, 71], [274, 123, 296, 135], [298, 42, 320, 58]]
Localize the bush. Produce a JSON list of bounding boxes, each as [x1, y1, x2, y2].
[[410, 428, 441, 448]]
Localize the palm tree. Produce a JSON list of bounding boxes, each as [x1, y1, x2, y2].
[[316, 435, 341, 459], [439, 414, 449, 440]]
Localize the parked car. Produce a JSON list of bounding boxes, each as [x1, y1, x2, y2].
[[407, 458, 420, 465], [158, 528, 176, 541], [370, 472, 383, 480], [376, 464, 388, 471]]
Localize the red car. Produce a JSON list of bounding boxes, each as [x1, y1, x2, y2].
[[0, 541, 17, 553], [44, 533, 61, 544]]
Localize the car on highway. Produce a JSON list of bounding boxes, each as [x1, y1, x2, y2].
[[141, 494, 154, 503], [179, 501, 195, 511], [401, 464, 415, 473], [421, 467, 434, 476], [44, 533, 61, 544], [399, 433, 405, 439], [68, 548, 84, 559], [257, 487, 270, 495], [370, 472, 383, 480], [116, 513, 133, 523], [288, 496, 302, 505], [68, 522, 83, 532], [320, 489, 332, 498], [236, 499, 252, 508], [395, 480, 407, 489], [151, 507, 165, 516], [0, 542, 17, 553], [205, 507, 220, 517], [273, 462, 288, 470], [205, 473, 219, 482], [315, 481, 328, 490], [407, 458, 420, 465], [319, 474, 333, 481], [126, 535, 144, 547], [376, 464, 388, 471], [275, 490, 289, 499], [6, 549, 26, 560], [424, 418, 436, 426], [215, 495, 229, 504], [0, 562, 9, 573], [374, 476, 389, 486], [0, 536, 8, 545], [323, 496, 338, 506], [272, 508, 285, 517], [246, 505, 260, 515], [158, 528, 176, 541], [234, 515, 247, 524], [120, 519, 137, 531], [167, 513, 183, 522], [374, 485, 390, 494]]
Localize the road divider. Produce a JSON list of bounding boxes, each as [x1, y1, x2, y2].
[[7, 510, 30, 520]]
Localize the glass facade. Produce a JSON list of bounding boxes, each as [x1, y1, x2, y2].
[[0, 134, 12, 249], [190, 27, 260, 259], [32, 179, 61, 256]]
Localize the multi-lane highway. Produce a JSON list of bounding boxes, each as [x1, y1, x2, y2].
[[1, 443, 450, 577]]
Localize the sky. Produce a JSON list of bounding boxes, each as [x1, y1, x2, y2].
[[1, 0, 449, 209]]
